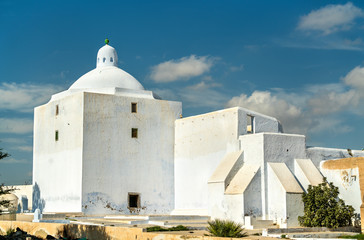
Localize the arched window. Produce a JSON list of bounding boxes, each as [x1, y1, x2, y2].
[[103, 57, 106, 63], [110, 57, 113, 62]]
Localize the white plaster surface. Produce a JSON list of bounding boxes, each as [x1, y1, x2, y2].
[[243, 168, 262, 217], [321, 161, 361, 213], [96, 44, 118, 68], [286, 193, 304, 228], [70, 67, 144, 91], [268, 162, 303, 227], [267, 163, 287, 222], [174, 108, 242, 214], [225, 194, 244, 223], [307, 147, 364, 168], [33, 89, 181, 214], [81, 92, 181, 214], [33, 93, 84, 213], [208, 182, 227, 220]]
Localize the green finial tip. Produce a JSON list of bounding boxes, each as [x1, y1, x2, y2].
[[105, 38, 109, 45]]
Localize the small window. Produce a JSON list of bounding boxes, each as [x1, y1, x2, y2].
[[55, 130, 59, 141], [131, 128, 138, 138], [131, 103, 137, 113], [103, 57, 106, 63], [247, 115, 254, 134], [56, 105, 59, 115], [128, 193, 140, 208], [110, 57, 113, 62], [97, 58, 99, 63]]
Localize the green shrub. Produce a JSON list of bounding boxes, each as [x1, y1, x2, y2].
[[298, 178, 354, 228], [207, 219, 247, 238]]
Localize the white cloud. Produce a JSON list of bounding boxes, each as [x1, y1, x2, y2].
[[342, 65, 364, 89], [186, 81, 221, 91], [226, 91, 310, 134], [0, 157, 28, 164], [180, 87, 228, 109], [226, 64, 364, 135], [308, 89, 359, 115], [0, 118, 33, 134], [1, 138, 27, 144], [14, 146, 33, 152], [297, 2, 364, 35], [153, 80, 228, 110], [0, 82, 64, 112], [150, 55, 215, 82]]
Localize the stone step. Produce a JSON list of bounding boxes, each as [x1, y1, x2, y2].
[[245, 219, 276, 230]]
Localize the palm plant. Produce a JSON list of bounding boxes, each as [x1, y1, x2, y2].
[[207, 219, 247, 238]]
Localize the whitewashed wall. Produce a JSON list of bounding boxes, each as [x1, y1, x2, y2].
[[307, 147, 364, 168], [267, 163, 286, 221], [33, 93, 84, 213], [320, 164, 361, 213], [243, 169, 262, 216], [208, 182, 226, 219], [240, 133, 306, 220], [225, 194, 244, 223], [81, 92, 181, 214], [286, 193, 304, 227], [174, 107, 281, 215], [174, 108, 242, 214]]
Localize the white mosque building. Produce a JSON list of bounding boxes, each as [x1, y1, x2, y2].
[[32, 40, 364, 228]]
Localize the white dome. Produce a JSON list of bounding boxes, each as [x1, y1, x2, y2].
[[97, 44, 118, 68], [69, 40, 144, 91], [70, 66, 144, 90]]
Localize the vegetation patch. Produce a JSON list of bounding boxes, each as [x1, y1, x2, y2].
[[146, 225, 189, 232], [298, 178, 354, 228], [206, 219, 247, 238], [339, 234, 364, 239]]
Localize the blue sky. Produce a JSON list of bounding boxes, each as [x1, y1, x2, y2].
[[1, 1, 364, 184]]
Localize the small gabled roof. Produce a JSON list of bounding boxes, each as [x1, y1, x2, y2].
[[268, 162, 303, 193], [208, 151, 243, 183], [225, 163, 260, 194], [295, 159, 323, 186]]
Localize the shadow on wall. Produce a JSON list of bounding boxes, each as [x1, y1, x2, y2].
[[32, 183, 45, 212], [57, 224, 111, 240]]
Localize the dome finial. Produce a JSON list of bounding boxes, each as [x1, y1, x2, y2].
[[105, 38, 109, 45]]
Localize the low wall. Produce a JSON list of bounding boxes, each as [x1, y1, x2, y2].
[[0, 221, 242, 240]]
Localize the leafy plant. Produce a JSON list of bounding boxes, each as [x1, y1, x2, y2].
[[298, 178, 354, 228], [206, 219, 247, 238]]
